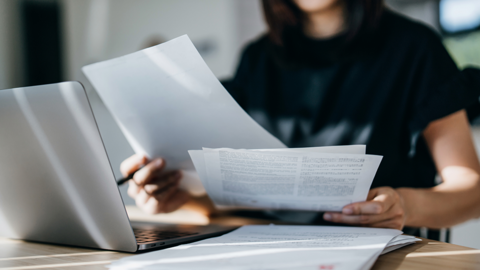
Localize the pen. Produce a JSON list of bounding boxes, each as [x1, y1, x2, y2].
[[116, 168, 141, 186]]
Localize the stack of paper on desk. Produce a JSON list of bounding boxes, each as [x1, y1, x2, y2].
[[107, 225, 420, 270], [382, 234, 420, 255], [189, 146, 382, 212]]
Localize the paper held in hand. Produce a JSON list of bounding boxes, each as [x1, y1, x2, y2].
[[82, 34, 285, 195], [189, 145, 382, 212], [82, 35, 285, 172]]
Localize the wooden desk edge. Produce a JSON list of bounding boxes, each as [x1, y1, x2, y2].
[[0, 213, 479, 270]]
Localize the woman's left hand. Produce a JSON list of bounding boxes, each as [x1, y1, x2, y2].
[[323, 187, 407, 230]]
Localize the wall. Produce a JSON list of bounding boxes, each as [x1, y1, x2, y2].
[[234, 0, 266, 56], [386, 0, 440, 31]]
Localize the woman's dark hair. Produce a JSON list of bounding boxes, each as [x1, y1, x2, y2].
[[262, 0, 384, 45]]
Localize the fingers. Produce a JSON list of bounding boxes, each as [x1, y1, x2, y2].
[[120, 154, 148, 177], [163, 190, 190, 213], [151, 184, 181, 213], [342, 201, 386, 215], [369, 217, 404, 230], [143, 171, 182, 195], [366, 188, 379, 200], [323, 203, 402, 225], [343, 188, 397, 215], [323, 212, 369, 224], [323, 187, 406, 229], [135, 181, 189, 214], [135, 188, 152, 207], [128, 170, 181, 198], [136, 185, 177, 214], [130, 170, 186, 214], [132, 158, 166, 186], [122, 155, 190, 215], [128, 181, 141, 197]]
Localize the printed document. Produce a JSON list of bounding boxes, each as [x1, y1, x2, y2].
[[107, 225, 419, 270], [189, 146, 382, 211], [82, 35, 285, 173]]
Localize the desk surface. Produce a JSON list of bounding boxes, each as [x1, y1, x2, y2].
[[1, 207, 479, 270]]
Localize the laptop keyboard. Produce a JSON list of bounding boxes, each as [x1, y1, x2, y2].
[[133, 228, 199, 244]]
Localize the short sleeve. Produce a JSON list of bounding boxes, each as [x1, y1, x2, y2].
[[464, 67, 480, 123], [407, 32, 480, 156]]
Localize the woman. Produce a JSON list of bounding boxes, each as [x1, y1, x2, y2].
[[121, 0, 480, 234]]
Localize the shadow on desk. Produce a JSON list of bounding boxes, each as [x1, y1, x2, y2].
[[373, 238, 426, 270]]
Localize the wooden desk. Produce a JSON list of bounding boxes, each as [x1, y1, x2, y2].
[[0, 207, 479, 270]]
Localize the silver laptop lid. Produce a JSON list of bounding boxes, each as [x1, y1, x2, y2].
[[0, 82, 137, 252]]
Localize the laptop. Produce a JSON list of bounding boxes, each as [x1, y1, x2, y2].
[[0, 81, 234, 252]]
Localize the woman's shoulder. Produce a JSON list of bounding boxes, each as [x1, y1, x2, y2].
[[379, 9, 442, 50], [240, 35, 271, 60], [234, 34, 273, 72]]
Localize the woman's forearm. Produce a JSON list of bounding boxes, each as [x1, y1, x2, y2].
[[398, 172, 480, 228], [410, 110, 480, 229]]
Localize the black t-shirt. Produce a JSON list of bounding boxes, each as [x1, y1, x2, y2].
[[223, 10, 480, 191]]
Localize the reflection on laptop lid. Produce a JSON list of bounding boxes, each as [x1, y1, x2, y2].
[[0, 82, 233, 252]]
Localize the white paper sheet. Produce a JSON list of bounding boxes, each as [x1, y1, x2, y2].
[[381, 235, 421, 255], [107, 225, 405, 270], [188, 145, 366, 204], [82, 35, 286, 173], [189, 147, 382, 211]]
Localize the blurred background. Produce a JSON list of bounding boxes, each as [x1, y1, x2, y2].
[[0, 0, 479, 247]]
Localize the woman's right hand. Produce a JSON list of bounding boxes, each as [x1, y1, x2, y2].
[[120, 154, 190, 214]]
